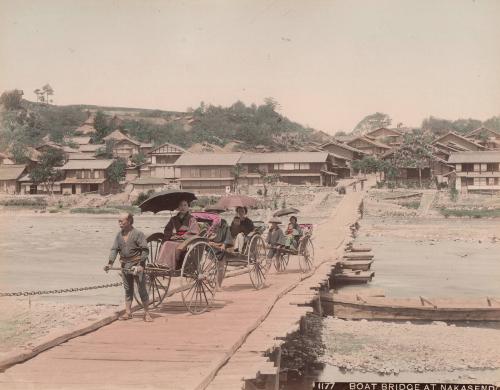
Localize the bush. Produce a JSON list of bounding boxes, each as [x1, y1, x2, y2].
[[449, 188, 459, 202], [191, 196, 218, 209], [133, 190, 155, 206], [0, 197, 47, 207], [256, 189, 263, 196], [70, 208, 120, 214], [439, 208, 500, 218]]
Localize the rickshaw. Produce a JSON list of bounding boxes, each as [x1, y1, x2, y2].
[[192, 208, 269, 290], [130, 192, 270, 314], [270, 208, 315, 273], [131, 190, 220, 314]]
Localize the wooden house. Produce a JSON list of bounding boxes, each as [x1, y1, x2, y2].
[[174, 153, 242, 194], [148, 143, 186, 179], [319, 141, 366, 178], [347, 137, 391, 157], [59, 159, 114, 195], [0, 165, 27, 194], [432, 132, 484, 152], [364, 127, 403, 147], [466, 127, 500, 150], [74, 114, 97, 135], [238, 152, 337, 186], [103, 130, 142, 159], [449, 151, 500, 193]]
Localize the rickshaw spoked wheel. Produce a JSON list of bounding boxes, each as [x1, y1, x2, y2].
[[247, 235, 269, 290], [180, 241, 218, 314], [273, 250, 289, 273], [298, 236, 315, 273], [134, 233, 171, 308]]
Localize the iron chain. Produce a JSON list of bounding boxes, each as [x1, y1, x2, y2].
[[0, 282, 123, 297]]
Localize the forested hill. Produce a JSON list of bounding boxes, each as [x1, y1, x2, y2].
[[0, 95, 332, 152]]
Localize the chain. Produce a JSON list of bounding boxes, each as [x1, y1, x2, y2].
[[0, 281, 123, 297]]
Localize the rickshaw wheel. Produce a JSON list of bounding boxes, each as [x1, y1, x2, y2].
[[134, 233, 171, 308], [274, 251, 289, 273], [298, 236, 315, 273], [247, 235, 269, 289], [180, 241, 218, 314]]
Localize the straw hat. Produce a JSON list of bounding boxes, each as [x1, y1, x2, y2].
[[268, 217, 283, 224]]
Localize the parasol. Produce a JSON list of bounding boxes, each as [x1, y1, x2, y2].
[[273, 207, 300, 217], [139, 190, 197, 213]]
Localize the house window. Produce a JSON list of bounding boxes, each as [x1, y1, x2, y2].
[[190, 168, 200, 177], [94, 171, 99, 179], [76, 171, 83, 179], [487, 163, 498, 172], [84, 171, 90, 179]]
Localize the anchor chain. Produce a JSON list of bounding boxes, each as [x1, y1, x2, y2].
[[0, 282, 123, 297]]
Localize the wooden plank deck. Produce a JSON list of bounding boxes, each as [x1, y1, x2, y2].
[[0, 186, 368, 390]]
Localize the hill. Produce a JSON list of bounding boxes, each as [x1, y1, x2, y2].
[[0, 97, 332, 153]]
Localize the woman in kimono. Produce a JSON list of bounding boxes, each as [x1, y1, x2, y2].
[[157, 200, 200, 269], [284, 216, 302, 250]]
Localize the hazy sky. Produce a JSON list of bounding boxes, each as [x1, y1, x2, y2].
[[1, 0, 499, 133]]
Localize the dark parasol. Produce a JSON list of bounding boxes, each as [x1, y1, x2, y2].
[[139, 190, 197, 213]]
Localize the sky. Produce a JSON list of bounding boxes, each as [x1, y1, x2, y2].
[[1, 0, 499, 134]]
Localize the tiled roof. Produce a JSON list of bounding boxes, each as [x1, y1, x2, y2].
[[174, 153, 242, 166], [448, 151, 500, 164], [239, 152, 329, 164], [61, 159, 114, 170], [0, 165, 26, 181]]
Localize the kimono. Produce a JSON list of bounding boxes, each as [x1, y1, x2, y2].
[[156, 212, 200, 269], [208, 219, 233, 261], [284, 223, 302, 250], [266, 226, 285, 259], [230, 217, 255, 253]]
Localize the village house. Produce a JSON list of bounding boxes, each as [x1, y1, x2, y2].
[[59, 159, 114, 195], [73, 114, 97, 135], [382, 149, 453, 185], [130, 177, 168, 195], [466, 127, 500, 150], [364, 127, 403, 147], [448, 151, 500, 193], [79, 144, 102, 157], [103, 130, 152, 161], [432, 132, 485, 152], [347, 136, 391, 157], [148, 142, 186, 180], [65, 136, 93, 146], [0, 152, 14, 165], [238, 152, 337, 186], [319, 141, 366, 178], [174, 153, 241, 194], [0, 165, 27, 194]]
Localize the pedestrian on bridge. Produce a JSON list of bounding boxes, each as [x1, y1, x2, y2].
[[104, 213, 153, 322]]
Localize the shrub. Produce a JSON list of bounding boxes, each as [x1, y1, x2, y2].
[[133, 190, 155, 206], [0, 197, 47, 207], [449, 188, 459, 202]]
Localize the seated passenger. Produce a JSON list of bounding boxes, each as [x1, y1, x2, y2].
[[230, 206, 254, 253], [208, 219, 233, 289], [156, 200, 200, 269], [284, 216, 303, 250], [266, 218, 285, 259]]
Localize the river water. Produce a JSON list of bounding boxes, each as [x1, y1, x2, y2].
[[285, 217, 500, 388]]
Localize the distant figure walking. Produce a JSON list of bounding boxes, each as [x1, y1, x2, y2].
[[352, 181, 357, 192], [360, 180, 364, 190], [104, 213, 152, 322]]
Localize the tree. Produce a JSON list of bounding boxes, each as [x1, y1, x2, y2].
[[353, 112, 392, 134], [30, 149, 65, 195], [92, 111, 110, 142], [0, 89, 24, 110], [391, 132, 434, 188], [10, 143, 29, 164], [130, 152, 146, 166], [42, 84, 54, 104], [95, 140, 115, 159], [231, 163, 242, 193], [107, 158, 127, 188], [257, 169, 280, 197]]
